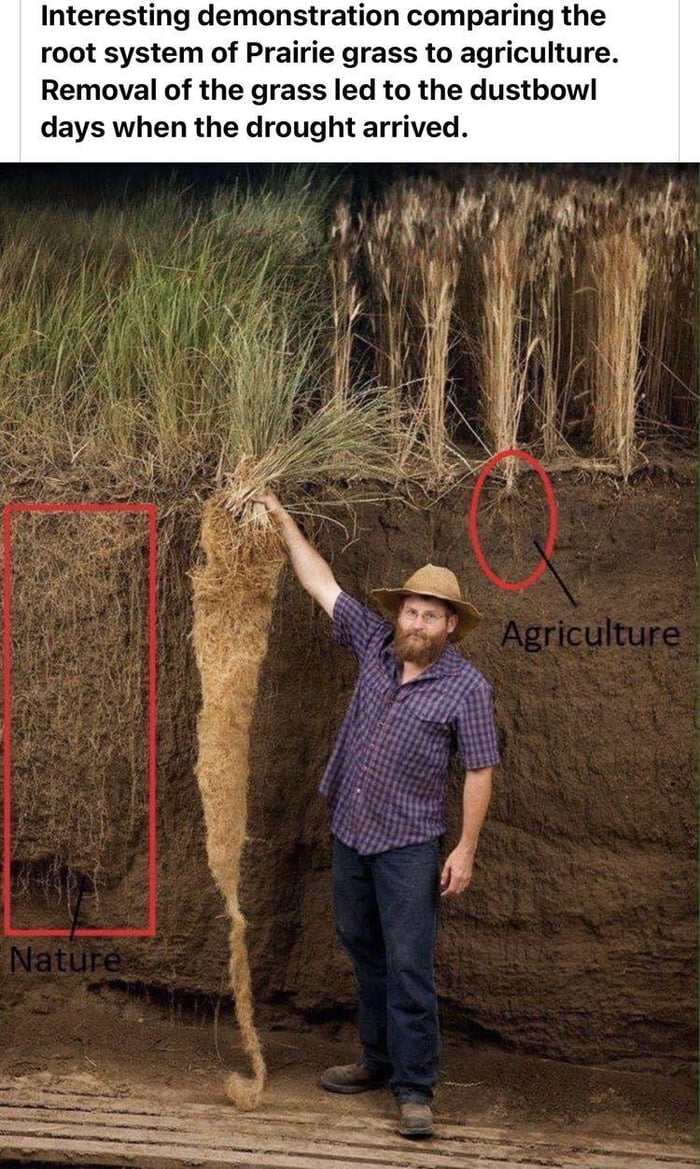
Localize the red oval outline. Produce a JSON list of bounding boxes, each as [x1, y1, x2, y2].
[[467, 449, 557, 592]]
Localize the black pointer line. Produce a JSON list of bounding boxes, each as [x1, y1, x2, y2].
[[69, 874, 88, 942], [533, 540, 578, 608]]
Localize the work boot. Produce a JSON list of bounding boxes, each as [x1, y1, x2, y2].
[[319, 1061, 391, 1094], [397, 1100, 434, 1138]]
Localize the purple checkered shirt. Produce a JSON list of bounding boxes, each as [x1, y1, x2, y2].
[[319, 591, 500, 855]]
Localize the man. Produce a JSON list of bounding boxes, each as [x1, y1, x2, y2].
[[256, 490, 499, 1139]]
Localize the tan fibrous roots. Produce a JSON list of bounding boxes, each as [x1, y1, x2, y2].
[[7, 510, 148, 903], [192, 494, 284, 1110]]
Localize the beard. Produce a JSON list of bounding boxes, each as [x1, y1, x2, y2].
[[393, 628, 445, 668]]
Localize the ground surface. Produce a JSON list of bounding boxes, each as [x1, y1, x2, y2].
[[0, 984, 696, 1167], [1, 1087, 696, 1169]]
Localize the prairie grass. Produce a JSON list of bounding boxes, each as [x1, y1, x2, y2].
[[189, 299, 404, 1113], [329, 202, 362, 407], [0, 173, 332, 484]]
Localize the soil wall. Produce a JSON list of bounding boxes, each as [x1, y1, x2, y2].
[[1, 471, 695, 1072]]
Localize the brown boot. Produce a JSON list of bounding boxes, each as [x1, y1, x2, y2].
[[319, 1062, 391, 1094], [397, 1101, 434, 1138]]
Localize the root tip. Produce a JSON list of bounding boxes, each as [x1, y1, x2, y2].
[[225, 1071, 265, 1112]]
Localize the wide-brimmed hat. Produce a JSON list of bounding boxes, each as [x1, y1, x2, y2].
[[371, 564, 481, 642]]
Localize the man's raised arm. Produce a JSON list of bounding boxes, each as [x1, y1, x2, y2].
[[255, 490, 341, 618]]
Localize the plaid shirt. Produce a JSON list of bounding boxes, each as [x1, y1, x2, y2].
[[319, 591, 500, 855]]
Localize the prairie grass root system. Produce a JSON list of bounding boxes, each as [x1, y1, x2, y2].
[[192, 495, 284, 1109]]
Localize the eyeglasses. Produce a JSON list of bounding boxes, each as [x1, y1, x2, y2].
[[401, 607, 448, 626]]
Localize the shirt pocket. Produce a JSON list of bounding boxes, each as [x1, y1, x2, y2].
[[415, 710, 453, 744], [412, 702, 455, 760], [414, 692, 455, 728]]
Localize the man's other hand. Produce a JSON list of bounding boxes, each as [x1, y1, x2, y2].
[[440, 845, 474, 898]]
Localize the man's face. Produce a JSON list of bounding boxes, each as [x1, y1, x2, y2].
[[394, 594, 458, 667]]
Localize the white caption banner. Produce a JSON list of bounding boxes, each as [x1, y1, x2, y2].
[[0, 0, 698, 161]]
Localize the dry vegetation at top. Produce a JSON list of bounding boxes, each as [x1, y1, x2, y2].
[[332, 172, 696, 482], [0, 169, 694, 498]]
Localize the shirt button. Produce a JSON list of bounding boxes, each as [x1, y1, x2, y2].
[[356, 787, 361, 794]]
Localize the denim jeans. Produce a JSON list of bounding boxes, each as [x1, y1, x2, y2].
[[332, 836, 441, 1103]]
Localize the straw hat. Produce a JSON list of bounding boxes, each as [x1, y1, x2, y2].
[[371, 564, 481, 642]]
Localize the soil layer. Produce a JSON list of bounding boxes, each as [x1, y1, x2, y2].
[[1, 468, 696, 1079]]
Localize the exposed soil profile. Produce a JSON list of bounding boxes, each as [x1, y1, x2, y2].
[[1, 467, 695, 1095], [5, 508, 149, 928]]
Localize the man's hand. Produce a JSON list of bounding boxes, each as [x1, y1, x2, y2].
[[442, 766, 492, 897], [440, 845, 474, 898], [248, 487, 340, 617], [252, 488, 283, 516]]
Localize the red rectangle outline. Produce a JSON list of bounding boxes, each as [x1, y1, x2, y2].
[[3, 503, 157, 937]]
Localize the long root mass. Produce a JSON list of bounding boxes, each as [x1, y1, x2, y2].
[[192, 494, 284, 1109]]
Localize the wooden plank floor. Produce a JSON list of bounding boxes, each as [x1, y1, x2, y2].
[[0, 1086, 696, 1169]]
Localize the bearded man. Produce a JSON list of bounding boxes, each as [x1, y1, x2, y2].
[[256, 490, 499, 1139]]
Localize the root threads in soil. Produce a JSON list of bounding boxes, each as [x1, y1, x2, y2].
[[192, 494, 284, 1110]]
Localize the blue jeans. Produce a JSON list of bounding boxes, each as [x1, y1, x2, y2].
[[332, 837, 441, 1103]]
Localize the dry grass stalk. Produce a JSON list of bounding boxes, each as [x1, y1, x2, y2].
[[587, 222, 649, 476], [637, 183, 696, 432], [534, 231, 561, 457], [452, 192, 487, 447], [364, 201, 412, 424], [478, 186, 536, 486], [527, 196, 583, 459], [192, 494, 285, 1110], [353, 173, 694, 473], [418, 251, 457, 470], [330, 203, 362, 406], [361, 179, 466, 478], [413, 205, 460, 476], [1, 172, 694, 485]]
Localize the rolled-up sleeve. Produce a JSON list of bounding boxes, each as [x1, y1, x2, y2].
[[332, 591, 388, 664], [456, 681, 500, 770]]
